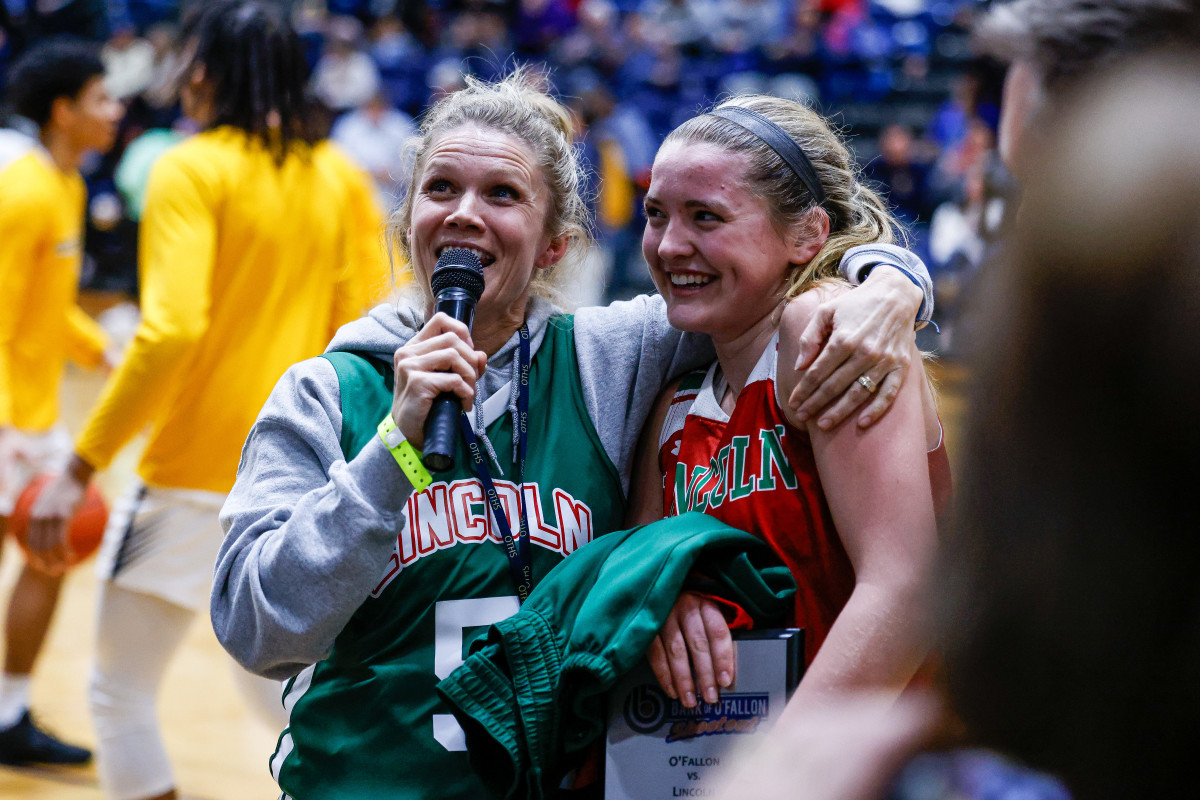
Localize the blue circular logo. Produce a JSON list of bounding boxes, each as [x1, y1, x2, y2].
[[623, 684, 668, 734]]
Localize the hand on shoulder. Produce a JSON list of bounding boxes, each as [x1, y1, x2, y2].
[[780, 276, 918, 431]]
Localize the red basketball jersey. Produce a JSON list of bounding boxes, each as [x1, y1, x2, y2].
[[659, 335, 952, 666], [659, 336, 854, 664]]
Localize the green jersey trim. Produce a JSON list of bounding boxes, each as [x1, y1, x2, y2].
[[548, 316, 621, 490], [321, 350, 393, 458]]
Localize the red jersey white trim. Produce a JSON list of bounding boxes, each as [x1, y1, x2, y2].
[[659, 334, 854, 664]]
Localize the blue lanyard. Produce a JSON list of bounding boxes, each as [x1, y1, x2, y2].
[[457, 326, 532, 602]]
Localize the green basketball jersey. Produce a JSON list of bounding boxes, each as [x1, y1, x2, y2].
[[273, 316, 626, 799]]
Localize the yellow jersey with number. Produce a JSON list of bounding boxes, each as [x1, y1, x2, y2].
[[75, 127, 388, 492], [0, 142, 108, 432]]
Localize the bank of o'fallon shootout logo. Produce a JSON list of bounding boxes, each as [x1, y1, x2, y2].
[[623, 684, 769, 743]]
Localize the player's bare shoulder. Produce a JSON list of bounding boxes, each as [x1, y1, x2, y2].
[[778, 280, 850, 336], [775, 280, 851, 427]]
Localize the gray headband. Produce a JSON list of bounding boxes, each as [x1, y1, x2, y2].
[[709, 106, 827, 206]]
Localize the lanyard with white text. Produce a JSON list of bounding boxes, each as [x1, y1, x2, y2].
[[457, 325, 532, 602]]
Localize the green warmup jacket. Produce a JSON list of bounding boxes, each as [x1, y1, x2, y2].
[[436, 512, 796, 800]]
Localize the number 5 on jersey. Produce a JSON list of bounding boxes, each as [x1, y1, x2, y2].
[[432, 596, 520, 751]]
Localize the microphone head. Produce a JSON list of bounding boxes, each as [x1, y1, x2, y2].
[[431, 248, 485, 302]]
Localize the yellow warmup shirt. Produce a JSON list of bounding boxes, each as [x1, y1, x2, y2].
[[327, 141, 394, 307], [0, 145, 108, 431], [75, 128, 387, 492]]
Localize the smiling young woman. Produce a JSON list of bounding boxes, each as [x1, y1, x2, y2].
[[628, 96, 948, 724], [642, 140, 825, 363]]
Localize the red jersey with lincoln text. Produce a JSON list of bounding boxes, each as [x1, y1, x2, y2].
[[658, 335, 854, 665]]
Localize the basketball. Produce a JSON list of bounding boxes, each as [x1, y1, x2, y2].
[[7, 475, 108, 568]]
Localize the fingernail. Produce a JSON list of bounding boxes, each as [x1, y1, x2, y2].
[[719, 671, 731, 687], [819, 417, 833, 430], [705, 688, 719, 704], [794, 411, 808, 423], [684, 691, 696, 707], [859, 416, 872, 427]]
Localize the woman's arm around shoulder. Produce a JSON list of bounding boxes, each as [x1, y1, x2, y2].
[[777, 288, 938, 720], [574, 296, 714, 493], [788, 246, 930, 430], [212, 356, 416, 680]]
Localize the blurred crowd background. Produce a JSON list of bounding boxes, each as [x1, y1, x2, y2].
[[0, 0, 1011, 354]]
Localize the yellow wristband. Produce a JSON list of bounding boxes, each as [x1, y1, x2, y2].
[[377, 415, 433, 492]]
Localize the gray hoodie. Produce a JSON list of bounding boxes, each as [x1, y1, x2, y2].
[[213, 295, 710, 678], [212, 247, 931, 679]]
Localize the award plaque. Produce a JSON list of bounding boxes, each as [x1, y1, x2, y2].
[[604, 629, 803, 799]]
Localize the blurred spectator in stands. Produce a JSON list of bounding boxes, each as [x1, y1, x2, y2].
[[328, 0, 372, 19], [821, 1, 894, 103], [572, 75, 657, 297], [552, 0, 626, 81], [1, 2, 20, 49], [513, 0, 576, 56], [928, 159, 1004, 277], [764, 0, 823, 78], [369, 14, 422, 72], [926, 72, 996, 152], [101, 23, 155, 101], [24, 0, 109, 41], [140, 22, 179, 111], [866, 123, 932, 227], [368, 15, 425, 115], [768, 72, 820, 107], [1, 3, 26, 95], [928, 117, 993, 206], [926, 156, 1006, 354], [331, 89, 415, 207], [617, 14, 689, 138], [446, 0, 517, 15], [310, 15, 380, 113], [706, 0, 786, 69], [821, 0, 869, 58], [815, 0, 862, 13], [429, 8, 512, 85], [290, 0, 328, 69], [110, 0, 178, 30], [108, 21, 180, 141], [427, 57, 468, 104], [635, 0, 711, 54], [893, 51, 929, 91]]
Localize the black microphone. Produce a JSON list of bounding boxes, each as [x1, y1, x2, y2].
[[421, 247, 485, 473]]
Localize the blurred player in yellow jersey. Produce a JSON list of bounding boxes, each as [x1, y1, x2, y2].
[[0, 40, 122, 767], [24, 3, 389, 797]]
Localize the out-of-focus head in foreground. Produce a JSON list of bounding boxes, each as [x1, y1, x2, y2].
[[973, 0, 1200, 174], [938, 52, 1200, 800]]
